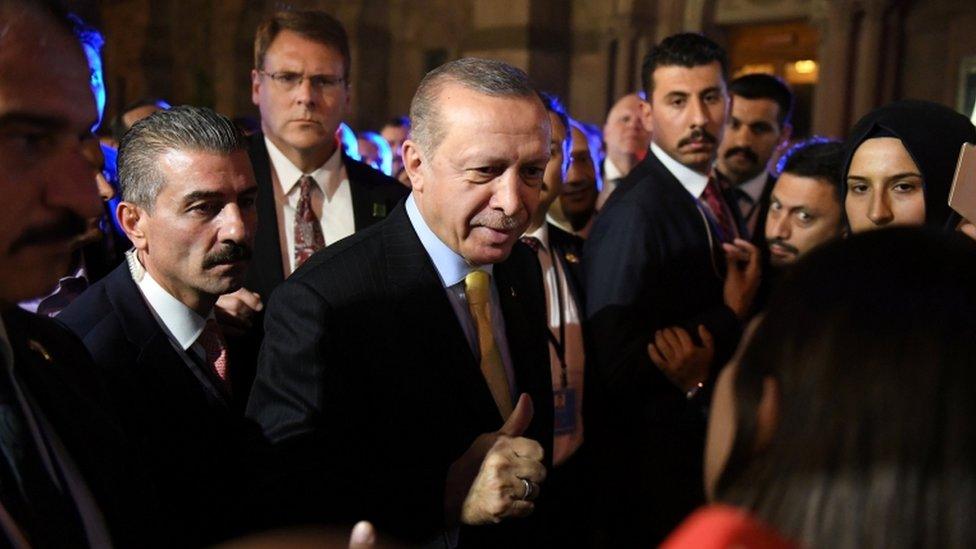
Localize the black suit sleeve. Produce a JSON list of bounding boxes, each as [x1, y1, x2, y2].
[[583, 200, 663, 415], [583, 199, 723, 431], [246, 277, 448, 538], [247, 278, 330, 444]]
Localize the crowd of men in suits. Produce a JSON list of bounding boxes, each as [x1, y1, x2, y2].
[[0, 1, 864, 547]]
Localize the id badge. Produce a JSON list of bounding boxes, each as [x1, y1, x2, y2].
[[553, 387, 577, 435]]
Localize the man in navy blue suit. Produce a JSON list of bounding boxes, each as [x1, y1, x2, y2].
[[60, 106, 265, 546], [583, 33, 760, 546]]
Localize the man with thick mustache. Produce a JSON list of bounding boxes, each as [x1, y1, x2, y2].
[[60, 106, 265, 546], [715, 73, 794, 240], [248, 58, 554, 546], [0, 2, 164, 546], [583, 33, 759, 546]]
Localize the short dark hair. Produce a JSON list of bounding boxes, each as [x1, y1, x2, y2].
[[254, 10, 350, 81], [718, 228, 976, 547], [641, 33, 728, 97], [118, 105, 245, 210], [540, 91, 571, 173], [777, 138, 844, 199], [729, 73, 794, 127], [538, 91, 569, 139], [112, 97, 171, 142]]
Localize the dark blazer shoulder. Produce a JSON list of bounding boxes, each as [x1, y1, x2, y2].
[[59, 264, 148, 354]]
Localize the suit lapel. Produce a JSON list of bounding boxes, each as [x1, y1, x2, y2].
[[644, 154, 726, 281], [547, 225, 585, 313], [102, 265, 230, 410], [247, 133, 286, 295], [493, 252, 547, 412], [383, 206, 503, 429], [346, 155, 373, 232]]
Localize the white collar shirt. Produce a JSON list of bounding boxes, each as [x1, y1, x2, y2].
[[522, 223, 585, 464], [650, 141, 709, 199], [405, 194, 517, 401], [265, 136, 355, 275]]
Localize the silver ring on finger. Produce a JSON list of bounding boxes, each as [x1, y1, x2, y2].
[[520, 478, 534, 501]]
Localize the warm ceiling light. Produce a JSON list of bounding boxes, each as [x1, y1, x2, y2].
[[794, 60, 817, 74]]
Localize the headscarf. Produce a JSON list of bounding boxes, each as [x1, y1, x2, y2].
[[841, 100, 976, 231]]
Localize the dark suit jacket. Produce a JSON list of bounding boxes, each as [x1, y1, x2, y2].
[[244, 132, 409, 300], [1, 307, 160, 548], [582, 152, 742, 545], [247, 203, 554, 545], [746, 173, 777, 248], [546, 222, 585, 312], [58, 265, 268, 547]]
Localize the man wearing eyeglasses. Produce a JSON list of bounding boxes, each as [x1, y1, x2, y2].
[[221, 10, 407, 383]]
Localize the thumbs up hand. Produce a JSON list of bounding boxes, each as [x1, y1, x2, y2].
[[444, 394, 547, 526]]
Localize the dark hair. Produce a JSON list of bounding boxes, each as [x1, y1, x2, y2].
[[254, 10, 350, 81], [640, 33, 728, 97], [718, 228, 976, 547], [540, 91, 571, 173], [776, 137, 844, 199], [118, 105, 245, 210], [111, 97, 171, 142], [841, 100, 976, 232], [729, 73, 794, 127]]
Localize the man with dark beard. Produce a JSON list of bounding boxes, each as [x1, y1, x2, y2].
[[583, 33, 760, 546], [764, 139, 845, 269], [715, 73, 794, 240], [59, 106, 265, 546]]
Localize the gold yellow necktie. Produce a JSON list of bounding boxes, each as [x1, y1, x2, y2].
[[464, 270, 514, 418]]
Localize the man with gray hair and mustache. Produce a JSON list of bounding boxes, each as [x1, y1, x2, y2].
[[60, 105, 263, 545], [247, 57, 554, 545]]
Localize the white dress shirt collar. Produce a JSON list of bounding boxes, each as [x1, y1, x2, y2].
[[738, 169, 769, 204], [523, 223, 550, 252], [127, 251, 207, 351], [405, 194, 492, 288], [650, 141, 709, 199], [603, 157, 625, 183], [265, 135, 343, 196]]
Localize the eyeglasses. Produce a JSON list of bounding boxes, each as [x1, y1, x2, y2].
[[258, 70, 345, 93]]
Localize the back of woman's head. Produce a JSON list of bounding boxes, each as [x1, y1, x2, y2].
[[720, 227, 976, 548]]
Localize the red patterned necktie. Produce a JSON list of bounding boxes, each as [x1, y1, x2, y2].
[[199, 319, 230, 391], [700, 174, 738, 244], [294, 175, 326, 269], [520, 236, 542, 253]]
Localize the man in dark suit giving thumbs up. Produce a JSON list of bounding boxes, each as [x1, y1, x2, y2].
[[246, 57, 553, 547]]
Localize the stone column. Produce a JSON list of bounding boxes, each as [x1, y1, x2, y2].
[[851, 0, 890, 122], [811, 0, 855, 138]]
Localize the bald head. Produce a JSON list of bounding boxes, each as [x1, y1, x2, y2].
[[603, 93, 650, 173]]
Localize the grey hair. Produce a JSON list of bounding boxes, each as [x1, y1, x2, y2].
[[118, 105, 245, 210], [409, 57, 539, 154]]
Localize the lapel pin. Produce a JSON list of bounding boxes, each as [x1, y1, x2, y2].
[[510, 287, 517, 298], [27, 340, 53, 363], [372, 203, 387, 218], [564, 252, 580, 264]]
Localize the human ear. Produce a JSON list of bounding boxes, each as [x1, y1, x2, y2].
[[118, 201, 148, 251]]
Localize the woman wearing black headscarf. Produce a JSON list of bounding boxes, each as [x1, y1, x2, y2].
[[841, 99, 976, 233]]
